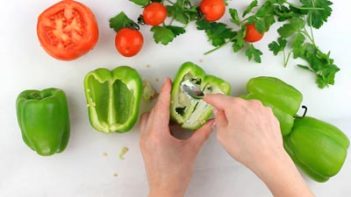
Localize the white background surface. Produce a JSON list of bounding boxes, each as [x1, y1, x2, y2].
[[1, 0, 351, 196]]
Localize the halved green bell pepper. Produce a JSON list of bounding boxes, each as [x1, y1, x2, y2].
[[284, 116, 350, 182], [16, 88, 70, 156], [242, 77, 303, 136], [171, 62, 231, 130], [84, 66, 142, 133]]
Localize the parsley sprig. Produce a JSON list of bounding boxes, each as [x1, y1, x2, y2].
[[199, 0, 338, 88], [111, 0, 339, 88]]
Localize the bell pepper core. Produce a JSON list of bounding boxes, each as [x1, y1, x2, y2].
[[171, 62, 231, 130], [16, 88, 70, 156], [84, 66, 143, 133]]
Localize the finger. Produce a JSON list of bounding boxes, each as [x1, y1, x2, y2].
[[204, 94, 234, 111], [139, 112, 150, 133], [150, 78, 172, 122], [214, 109, 228, 128], [191, 119, 215, 148]]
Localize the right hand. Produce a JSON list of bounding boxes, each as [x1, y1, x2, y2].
[[204, 94, 314, 197], [204, 94, 283, 169]]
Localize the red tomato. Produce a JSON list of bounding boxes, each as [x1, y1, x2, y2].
[[143, 2, 167, 26], [200, 0, 225, 22], [244, 24, 264, 43], [115, 28, 143, 57], [37, 0, 99, 60]]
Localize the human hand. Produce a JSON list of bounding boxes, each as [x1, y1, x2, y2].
[[204, 94, 313, 197], [140, 78, 214, 197], [204, 95, 283, 170]]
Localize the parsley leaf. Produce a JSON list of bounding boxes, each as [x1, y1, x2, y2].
[[273, 5, 305, 21], [243, 0, 258, 17], [254, 18, 267, 33], [166, 26, 186, 36], [300, 0, 332, 29], [268, 37, 287, 55], [291, 33, 305, 57], [277, 17, 305, 37], [246, 1, 275, 33], [109, 12, 138, 32], [167, 0, 198, 24], [293, 43, 339, 88], [232, 28, 246, 52], [129, 0, 150, 7], [151, 27, 174, 45], [196, 19, 235, 47], [245, 44, 263, 63], [151, 26, 185, 45], [229, 8, 241, 25]]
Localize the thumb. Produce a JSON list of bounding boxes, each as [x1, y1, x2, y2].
[[190, 119, 215, 148]]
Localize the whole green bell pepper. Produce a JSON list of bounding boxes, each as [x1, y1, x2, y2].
[[284, 116, 350, 182], [171, 62, 231, 130], [84, 66, 143, 133], [242, 77, 303, 136], [16, 88, 70, 156]]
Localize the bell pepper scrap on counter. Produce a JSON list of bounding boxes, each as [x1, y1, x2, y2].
[[16, 88, 70, 156], [242, 77, 303, 136], [142, 80, 158, 101], [284, 116, 350, 182], [84, 66, 143, 133], [171, 62, 231, 130]]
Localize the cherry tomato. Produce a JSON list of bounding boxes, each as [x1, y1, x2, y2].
[[143, 2, 167, 26], [115, 28, 143, 57], [200, 0, 225, 22], [37, 0, 99, 60], [244, 24, 264, 43]]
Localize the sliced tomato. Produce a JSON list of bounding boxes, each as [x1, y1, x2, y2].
[[37, 0, 99, 60]]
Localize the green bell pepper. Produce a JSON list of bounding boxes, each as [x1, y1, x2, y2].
[[242, 77, 303, 136], [171, 62, 231, 130], [284, 116, 349, 182], [16, 88, 70, 156], [84, 66, 142, 133]]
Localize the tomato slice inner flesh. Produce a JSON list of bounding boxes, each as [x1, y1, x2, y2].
[[43, 6, 85, 49]]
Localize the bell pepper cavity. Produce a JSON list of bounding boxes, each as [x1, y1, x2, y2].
[[171, 62, 231, 130], [84, 66, 142, 133]]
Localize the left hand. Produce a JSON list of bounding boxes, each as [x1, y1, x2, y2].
[[139, 78, 214, 197]]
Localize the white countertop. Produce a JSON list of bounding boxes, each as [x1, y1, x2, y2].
[[1, 0, 351, 196]]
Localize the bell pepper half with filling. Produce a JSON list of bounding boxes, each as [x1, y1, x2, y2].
[[242, 77, 303, 136], [284, 116, 349, 182], [171, 62, 231, 130], [16, 88, 70, 156], [84, 66, 142, 133]]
